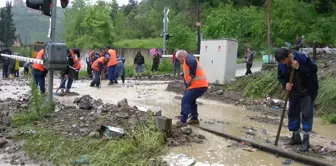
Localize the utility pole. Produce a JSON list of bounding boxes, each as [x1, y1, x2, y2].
[[162, 7, 169, 55], [266, 0, 271, 63], [47, 0, 57, 109], [196, 0, 201, 54]]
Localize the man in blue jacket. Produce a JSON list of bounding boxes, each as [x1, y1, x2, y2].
[[275, 48, 318, 152]]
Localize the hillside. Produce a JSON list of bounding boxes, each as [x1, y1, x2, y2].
[[12, 6, 65, 45]]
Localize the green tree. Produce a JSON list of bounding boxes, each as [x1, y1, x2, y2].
[[0, 1, 16, 47]]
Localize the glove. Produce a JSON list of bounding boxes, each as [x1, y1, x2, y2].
[[190, 75, 195, 79]]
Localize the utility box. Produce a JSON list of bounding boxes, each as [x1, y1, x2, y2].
[[200, 39, 238, 84], [43, 41, 68, 70]]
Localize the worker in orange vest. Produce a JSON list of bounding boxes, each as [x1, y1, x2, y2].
[[32, 49, 48, 94], [103, 45, 118, 85], [59, 48, 81, 94], [90, 56, 109, 87], [175, 50, 208, 127]]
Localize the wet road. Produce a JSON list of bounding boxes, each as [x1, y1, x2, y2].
[[1, 78, 335, 166]]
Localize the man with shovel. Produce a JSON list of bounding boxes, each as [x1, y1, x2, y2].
[[59, 48, 81, 95], [275, 48, 318, 152]]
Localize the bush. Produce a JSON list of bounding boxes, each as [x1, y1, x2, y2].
[[11, 77, 54, 127], [124, 58, 173, 77]]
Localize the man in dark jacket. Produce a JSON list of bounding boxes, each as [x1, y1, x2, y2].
[[59, 48, 81, 94], [1, 49, 11, 79], [134, 52, 145, 79], [275, 48, 318, 152], [245, 48, 253, 75]]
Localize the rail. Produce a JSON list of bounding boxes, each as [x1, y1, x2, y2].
[[195, 125, 333, 166]]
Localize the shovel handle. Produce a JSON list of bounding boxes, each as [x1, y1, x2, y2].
[[274, 67, 295, 146]]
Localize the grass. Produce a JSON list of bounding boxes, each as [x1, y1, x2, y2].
[[11, 76, 54, 127], [224, 69, 336, 123], [16, 118, 166, 165], [10, 76, 167, 165], [113, 38, 162, 49]]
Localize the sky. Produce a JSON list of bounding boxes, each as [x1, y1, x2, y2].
[[0, 0, 135, 7]]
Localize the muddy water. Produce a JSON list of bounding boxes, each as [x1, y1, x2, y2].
[[55, 79, 336, 165], [2, 78, 336, 165]]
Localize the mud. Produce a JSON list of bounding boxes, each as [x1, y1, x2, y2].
[[167, 81, 283, 117]]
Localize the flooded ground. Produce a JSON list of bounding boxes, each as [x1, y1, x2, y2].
[[1, 77, 336, 165]]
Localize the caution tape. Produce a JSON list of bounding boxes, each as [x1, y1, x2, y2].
[[0, 53, 43, 64]]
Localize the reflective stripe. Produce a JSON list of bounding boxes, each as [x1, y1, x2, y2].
[[185, 76, 206, 84], [184, 66, 203, 75]]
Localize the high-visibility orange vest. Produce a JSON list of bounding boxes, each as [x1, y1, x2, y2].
[[69, 49, 81, 70], [91, 57, 105, 71], [107, 49, 117, 67], [183, 58, 208, 90], [32, 49, 46, 72]]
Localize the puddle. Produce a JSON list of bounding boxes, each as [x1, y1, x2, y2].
[[56, 79, 336, 165]]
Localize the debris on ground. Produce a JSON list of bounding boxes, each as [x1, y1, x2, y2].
[[167, 126, 206, 146], [282, 159, 291, 165]]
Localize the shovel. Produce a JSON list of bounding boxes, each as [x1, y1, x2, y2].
[[274, 67, 295, 146], [53, 77, 68, 96]]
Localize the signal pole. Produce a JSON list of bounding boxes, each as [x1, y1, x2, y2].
[[47, 0, 57, 108], [266, 0, 271, 63], [162, 7, 169, 55], [196, 0, 201, 54]]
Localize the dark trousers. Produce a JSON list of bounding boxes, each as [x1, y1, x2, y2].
[[24, 67, 29, 75], [245, 63, 252, 75], [151, 63, 159, 72], [90, 71, 100, 87], [108, 65, 117, 83], [288, 95, 314, 133], [173, 62, 181, 76], [87, 63, 92, 78], [2, 65, 9, 78], [14, 70, 19, 77], [116, 67, 125, 83], [180, 87, 207, 123], [60, 72, 73, 90], [33, 73, 45, 93]]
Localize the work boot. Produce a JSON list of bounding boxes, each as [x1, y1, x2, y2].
[[108, 82, 113, 85], [187, 119, 200, 125], [286, 132, 302, 145], [175, 121, 187, 128], [60, 89, 65, 94], [300, 134, 310, 152], [90, 83, 94, 87]]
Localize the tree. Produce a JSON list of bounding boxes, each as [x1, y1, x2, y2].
[[0, 1, 16, 47]]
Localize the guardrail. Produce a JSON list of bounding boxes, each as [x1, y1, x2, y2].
[[0, 53, 43, 64], [161, 54, 200, 58]]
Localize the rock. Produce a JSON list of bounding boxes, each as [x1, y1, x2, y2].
[[73, 97, 80, 103], [215, 90, 224, 95], [0, 139, 8, 148], [331, 141, 336, 146], [116, 112, 129, 119], [197, 135, 206, 140], [88, 132, 100, 138], [117, 98, 128, 107], [180, 127, 192, 135], [260, 129, 267, 135]]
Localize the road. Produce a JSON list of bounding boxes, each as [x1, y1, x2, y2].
[[235, 61, 262, 77]]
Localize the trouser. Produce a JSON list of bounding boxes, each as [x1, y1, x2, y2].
[[288, 95, 315, 133], [90, 71, 100, 87], [108, 65, 117, 83], [174, 62, 181, 76], [24, 67, 29, 75], [151, 63, 159, 72], [60, 72, 74, 90], [245, 63, 252, 75], [116, 67, 125, 83], [14, 70, 19, 77], [33, 73, 45, 94], [180, 87, 208, 123], [2, 65, 9, 78], [87, 63, 92, 78]]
